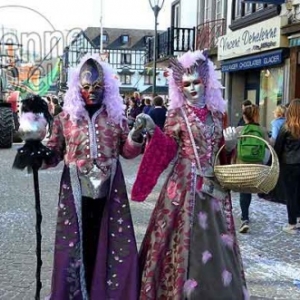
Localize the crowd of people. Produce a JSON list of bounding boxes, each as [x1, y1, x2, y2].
[[230, 99, 300, 235], [124, 92, 168, 130], [16, 50, 300, 300]]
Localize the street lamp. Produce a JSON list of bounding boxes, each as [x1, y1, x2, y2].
[[148, 0, 165, 96]]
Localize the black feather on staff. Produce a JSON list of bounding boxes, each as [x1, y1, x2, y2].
[[12, 95, 54, 300]]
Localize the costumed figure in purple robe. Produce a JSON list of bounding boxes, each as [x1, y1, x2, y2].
[[41, 55, 144, 299], [131, 50, 249, 299]]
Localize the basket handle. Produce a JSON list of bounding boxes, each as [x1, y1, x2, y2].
[[214, 134, 278, 169]]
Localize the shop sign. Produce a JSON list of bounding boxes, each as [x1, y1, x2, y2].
[[221, 50, 283, 72], [217, 17, 288, 61]]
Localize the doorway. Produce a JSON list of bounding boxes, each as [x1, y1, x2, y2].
[[245, 84, 260, 105]]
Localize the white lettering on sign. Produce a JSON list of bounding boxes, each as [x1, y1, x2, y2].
[[217, 17, 288, 60]]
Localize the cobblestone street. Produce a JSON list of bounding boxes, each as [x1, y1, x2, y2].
[[0, 145, 300, 299]]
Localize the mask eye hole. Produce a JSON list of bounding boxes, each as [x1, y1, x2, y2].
[[83, 85, 90, 91], [193, 79, 201, 85], [183, 81, 191, 88]]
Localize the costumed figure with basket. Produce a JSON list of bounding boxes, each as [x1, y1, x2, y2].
[[25, 55, 144, 300], [131, 50, 249, 299]]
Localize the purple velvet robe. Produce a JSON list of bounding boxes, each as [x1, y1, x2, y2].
[[45, 108, 142, 300]]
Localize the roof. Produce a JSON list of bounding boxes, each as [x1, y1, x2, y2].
[[84, 27, 163, 50]]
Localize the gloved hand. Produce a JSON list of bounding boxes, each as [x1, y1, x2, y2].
[[135, 113, 156, 134], [223, 127, 237, 142], [18, 112, 47, 141], [223, 127, 238, 151]]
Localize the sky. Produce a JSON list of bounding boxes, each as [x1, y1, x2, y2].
[[0, 0, 171, 35], [0, 0, 172, 59]]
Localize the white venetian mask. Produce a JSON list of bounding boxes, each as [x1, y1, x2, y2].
[[182, 72, 205, 106]]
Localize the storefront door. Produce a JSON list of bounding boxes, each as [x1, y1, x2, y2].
[[245, 84, 260, 105]]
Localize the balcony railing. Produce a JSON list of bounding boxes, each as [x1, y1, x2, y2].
[[196, 19, 226, 50], [146, 27, 196, 64]]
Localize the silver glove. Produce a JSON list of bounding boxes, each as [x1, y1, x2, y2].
[[223, 127, 238, 141], [223, 127, 238, 151], [18, 112, 47, 141], [134, 113, 156, 136]]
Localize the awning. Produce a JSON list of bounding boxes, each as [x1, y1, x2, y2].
[[138, 69, 159, 76], [117, 68, 135, 75], [221, 49, 284, 72], [119, 87, 137, 94], [141, 86, 168, 95]]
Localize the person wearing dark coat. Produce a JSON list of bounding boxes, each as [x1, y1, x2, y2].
[[143, 98, 152, 115], [148, 96, 167, 130]]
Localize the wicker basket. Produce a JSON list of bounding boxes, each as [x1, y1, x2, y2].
[[214, 135, 280, 194]]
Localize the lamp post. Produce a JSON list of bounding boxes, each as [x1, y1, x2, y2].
[[148, 0, 165, 96]]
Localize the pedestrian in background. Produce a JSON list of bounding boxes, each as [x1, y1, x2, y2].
[[127, 97, 140, 129], [133, 91, 141, 106], [139, 98, 146, 113], [148, 95, 167, 130], [274, 99, 300, 234], [236, 104, 269, 234], [51, 97, 63, 116], [236, 100, 252, 233], [270, 104, 286, 145], [237, 99, 252, 126], [143, 98, 152, 114]]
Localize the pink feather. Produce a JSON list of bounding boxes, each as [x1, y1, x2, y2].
[[221, 234, 234, 249], [222, 269, 232, 287], [202, 250, 212, 264], [198, 211, 208, 229], [183, 279, 198, 299]]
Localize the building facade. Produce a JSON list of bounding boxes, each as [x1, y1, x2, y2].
[[64, 28, 168, 97], [219, 1, 289, 129]]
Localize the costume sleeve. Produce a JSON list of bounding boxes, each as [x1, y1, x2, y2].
[[119, 118, 143, 159], [131, 110, 179, 202], [44, 116, 65, 168]]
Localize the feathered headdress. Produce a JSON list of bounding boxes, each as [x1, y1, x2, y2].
[[167, 50, 226, 113], [63, 54, 126, 126]]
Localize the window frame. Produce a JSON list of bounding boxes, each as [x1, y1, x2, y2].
[[102, 34, 108, 43], [171, 0, 180, 28], [120, 74, 131, 85], [121, 35, 129, 44], [144, 74, 153, 85], [121, 53, 132, 65]]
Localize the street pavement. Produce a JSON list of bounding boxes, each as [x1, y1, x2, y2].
[[0, 144, 300, 299]]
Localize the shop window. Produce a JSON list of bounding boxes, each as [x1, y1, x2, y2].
[[144, 74, 153, 85], [259, 67, 284, 130], [120, 74, 131, 85]]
